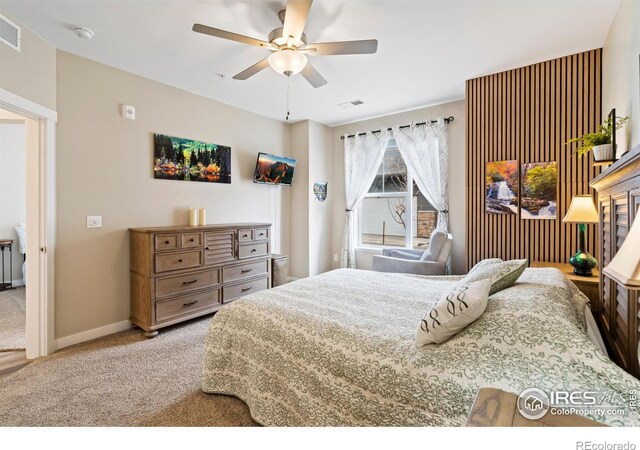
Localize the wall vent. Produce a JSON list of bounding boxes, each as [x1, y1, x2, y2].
[[0, 14, 21, 52], [338, 99, 364, 109]]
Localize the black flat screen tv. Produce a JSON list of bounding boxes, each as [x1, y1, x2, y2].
[[253, 152, 296, 186]]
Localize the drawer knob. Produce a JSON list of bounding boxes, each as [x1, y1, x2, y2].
[[183, 300, 198, 307], [178, 259, 183, 263], [241, 269, 252, 273], [243, 234, 248, 238], [189, 238, 195, 242], [241, 286, 252, 292], [205, 247, 210, 251], [259, 233, 264, 236], [164, 240, 170, 245], [251, 249, 256, 253], [182, 279, 198, 285]]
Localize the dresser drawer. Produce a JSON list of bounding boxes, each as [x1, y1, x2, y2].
[[238, 242, 268, 259], [181, 232, 203, 249], [155, 250, 202, 273], [254, 228, 269, 241], [223, 260, 269, 283], [223, 277, 269, 303], [155, 234, 179, 252], [155, 268, 220, 299], [238, 229, 253, 242], [156, 289, 221, 323]]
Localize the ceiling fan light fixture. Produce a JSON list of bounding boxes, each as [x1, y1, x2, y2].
[[268, 50, 308, 77]]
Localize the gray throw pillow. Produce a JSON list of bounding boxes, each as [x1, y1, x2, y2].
[[467, 258, 503, 276], [458, 259, 528, 295]]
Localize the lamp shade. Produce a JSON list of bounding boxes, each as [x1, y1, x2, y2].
[[603, 215, 640, 288], [563, 195, 599, 224], [268, 50, 308, 76]]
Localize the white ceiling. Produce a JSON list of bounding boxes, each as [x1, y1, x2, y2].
[[0, 0, 620, 126]]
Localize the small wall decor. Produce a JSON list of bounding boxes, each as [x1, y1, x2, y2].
[[485, 160, 518, 214], [313, 181, 328, 202], [153, 133, 231, 183], [520, 161, 557, 219]]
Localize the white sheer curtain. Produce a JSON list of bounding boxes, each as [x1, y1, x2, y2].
[[341, 131, 391, 268], [392, 118, 449, 232]]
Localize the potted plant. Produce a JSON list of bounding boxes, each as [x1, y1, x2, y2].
[[566, 115, 629, 161]]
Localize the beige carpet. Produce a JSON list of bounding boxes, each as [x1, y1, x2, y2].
[[0, 287, 25, 351], [0, 316, 258, 426]]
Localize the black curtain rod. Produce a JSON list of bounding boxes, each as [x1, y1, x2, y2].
[[340, 116, 454, 140]]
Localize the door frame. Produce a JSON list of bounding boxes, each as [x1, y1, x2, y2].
[[0, 88, 56, 358]]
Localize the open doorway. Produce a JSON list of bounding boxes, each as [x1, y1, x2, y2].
[[0, 89, 56, 370], [0, 107, 27, 355]]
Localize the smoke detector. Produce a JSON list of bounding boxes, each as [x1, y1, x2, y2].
[[72, 26, 94, 40]]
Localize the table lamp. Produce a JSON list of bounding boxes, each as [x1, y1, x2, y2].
[[563, 195, 599, 276], [603, 214, 640, 289]]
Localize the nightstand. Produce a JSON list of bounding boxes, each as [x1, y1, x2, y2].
[[530, 261, 599, 309]]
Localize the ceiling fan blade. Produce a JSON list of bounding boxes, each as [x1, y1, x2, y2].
[[306, 39, 378, 56], [282, 0, 313, 43], [192, 24, 274, 50], [232, 59, 271, 80], [300, 62, 327, 88]]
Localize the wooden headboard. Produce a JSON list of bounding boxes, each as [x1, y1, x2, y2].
[[590, 144, 640, 379]]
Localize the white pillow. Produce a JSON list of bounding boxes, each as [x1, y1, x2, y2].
[[416, 279, 491, 346]]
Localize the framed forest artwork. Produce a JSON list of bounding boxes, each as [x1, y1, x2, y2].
[[485, 160, 519, 215], [153, 133, 231, 184], [520, 162, 557, 219]]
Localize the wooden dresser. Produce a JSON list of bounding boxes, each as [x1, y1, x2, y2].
[[129, 223, 271, 337], [590, 145, 640, 378]]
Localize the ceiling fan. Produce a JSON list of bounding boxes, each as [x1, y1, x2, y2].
[[192, 0, 378, 88]]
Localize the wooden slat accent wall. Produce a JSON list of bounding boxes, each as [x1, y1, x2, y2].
[[465, 49, 602, 271]]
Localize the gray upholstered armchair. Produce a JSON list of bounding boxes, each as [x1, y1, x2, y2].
[[371, 229, 452, 275]]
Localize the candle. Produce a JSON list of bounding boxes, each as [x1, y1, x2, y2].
[[198, 208, 206, 226], [189, 208, 198, 226]]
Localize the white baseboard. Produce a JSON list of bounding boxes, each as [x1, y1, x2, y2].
[[55, 320, 131, 351]]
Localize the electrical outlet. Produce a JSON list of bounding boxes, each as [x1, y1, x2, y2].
[[333, 253, 338, 262], [87, 216, 102, 228]]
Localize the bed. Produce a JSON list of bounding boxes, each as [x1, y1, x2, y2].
[[201, 267, 640, 426]]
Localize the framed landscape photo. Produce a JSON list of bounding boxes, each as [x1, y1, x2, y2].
[[153, 133, 231, 184], [520, 161, 557, 219], [485, 160, 519, 214]]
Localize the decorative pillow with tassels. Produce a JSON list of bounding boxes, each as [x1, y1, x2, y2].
[[416, 279, 492, 346]]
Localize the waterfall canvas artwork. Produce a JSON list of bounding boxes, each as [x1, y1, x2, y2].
[[485, 160, 519, 214], [521, 161, 557, 219], [153, 134, 231, 183]]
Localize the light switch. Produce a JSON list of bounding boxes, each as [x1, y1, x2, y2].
[[87, 216, 102, 228]]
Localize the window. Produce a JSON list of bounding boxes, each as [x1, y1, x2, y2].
[[359, 141, 438, 249]]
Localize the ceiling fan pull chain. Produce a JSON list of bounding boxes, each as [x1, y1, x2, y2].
[[286, 77, 291, 121]]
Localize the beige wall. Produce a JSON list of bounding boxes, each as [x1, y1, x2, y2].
[[55, 51, 291, 339], [0, 120, 26, 284], [603, 0, 640, 153], [287, 119, 333, 278], [329, 100, 466, 275], [308, 120, 333, 276], [0, 9, 56, 110], [288, 121, 310, 278]]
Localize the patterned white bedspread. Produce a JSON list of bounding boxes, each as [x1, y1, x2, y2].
[[202, 268, 640, 426]]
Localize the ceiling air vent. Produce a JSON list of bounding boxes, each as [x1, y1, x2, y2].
[[0, 14, 21, 52], [338, 99, 364, 109]]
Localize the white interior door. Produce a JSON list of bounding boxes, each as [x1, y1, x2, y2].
[[0, 88, 56, 358]]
